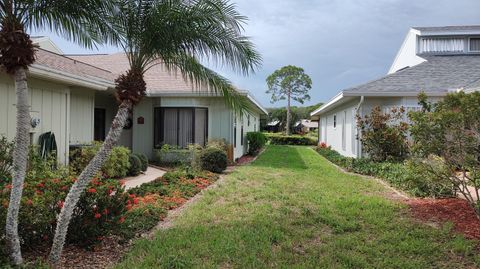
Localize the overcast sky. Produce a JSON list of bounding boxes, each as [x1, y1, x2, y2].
[[32, 0, 480, 108]]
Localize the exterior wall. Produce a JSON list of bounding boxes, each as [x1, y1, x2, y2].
[[388, 30, 426, 74], [319, 96, 444, 158], [0, 74, 70, 163], [130, 96, 261, 160], [95, 92, 132, 148], [69, 88, 95, 145], [233, 110, 260, 160], [318, 99, 359, 158]]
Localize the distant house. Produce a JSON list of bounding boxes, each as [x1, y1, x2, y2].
[[311, 25, 480, 158], [264, 120, 281, 133], [293, 119, 318, 134], [0, 37, 267, 163]]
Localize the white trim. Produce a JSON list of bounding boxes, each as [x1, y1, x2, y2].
[[310, 92, 344, 116], [29, 64, 114, 90]]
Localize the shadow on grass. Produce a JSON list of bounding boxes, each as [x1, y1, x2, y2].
[[250, 145, 308, 170]]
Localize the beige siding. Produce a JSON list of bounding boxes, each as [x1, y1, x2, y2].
[[0, 74, 70, 163], [69, 88, 94, 145]]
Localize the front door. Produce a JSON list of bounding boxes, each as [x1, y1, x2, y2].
[[94, 108, 106, 141]]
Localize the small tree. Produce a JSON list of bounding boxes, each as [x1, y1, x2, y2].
[[356, 106, 409, 162], [409, 92, 480, 217], [266, 66, 312, 135]]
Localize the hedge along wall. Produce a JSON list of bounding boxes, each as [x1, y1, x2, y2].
[[264, 133, 316, 146]]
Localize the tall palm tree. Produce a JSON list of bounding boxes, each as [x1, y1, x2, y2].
[[49, 0, 261, 264], [0, 0, 118, 265]]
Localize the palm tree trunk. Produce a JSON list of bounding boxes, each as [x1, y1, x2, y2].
[[286, 91, 291, 135], [48, 100, 132, 265], [6, 67, 30, 266]]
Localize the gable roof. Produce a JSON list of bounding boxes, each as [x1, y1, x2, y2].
[[344, 55, 480, 95], [311, 55, 480, 117], [69, 53, 200, 95]]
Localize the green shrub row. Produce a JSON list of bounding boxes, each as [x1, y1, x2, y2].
[[246, 132, 266, 156], [128, 153, 148, 176], [264, 133, 316, 146], [316, 147, 454, 198]]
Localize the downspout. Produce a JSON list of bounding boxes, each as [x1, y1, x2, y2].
[[355, 96, 364, 158]]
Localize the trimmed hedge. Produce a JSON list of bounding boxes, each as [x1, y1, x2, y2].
[[199, 147, 227, 173], [128, 154, 142, 176], [135, 153, 149, 172], [246, 132, 266, 155], [264, 133, 316, 146], [316, 147, 454, 198]]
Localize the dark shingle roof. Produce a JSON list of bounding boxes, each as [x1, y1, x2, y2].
[[344, 55, 480, 94], [412, 25, 480, 32]]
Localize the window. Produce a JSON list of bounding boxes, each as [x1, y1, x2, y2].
[[470, 38, 480, 52], [342, 111, 346, 151], [247, 114, 250, 126], [419, 38, 464, 53], [333, 114, 337, 129], [240, 119, 244, 146], [233, 115, 237, 148], [154, 107, 208, 148]]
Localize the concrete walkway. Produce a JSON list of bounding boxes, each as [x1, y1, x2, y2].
[[124, 166, 166, 190]]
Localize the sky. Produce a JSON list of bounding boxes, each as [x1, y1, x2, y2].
[[32, 0, 480, 108]]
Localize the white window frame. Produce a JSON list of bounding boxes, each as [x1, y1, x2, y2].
[[468, 37, 480, 52]]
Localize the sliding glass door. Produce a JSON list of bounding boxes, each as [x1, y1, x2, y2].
[[154, 107, 208, 148]]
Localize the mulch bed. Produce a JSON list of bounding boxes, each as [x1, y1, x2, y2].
[[235, 155, 256, 165], [406, 198, 480, 240]]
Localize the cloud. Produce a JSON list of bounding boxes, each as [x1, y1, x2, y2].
[[32, 0, 480, 108]]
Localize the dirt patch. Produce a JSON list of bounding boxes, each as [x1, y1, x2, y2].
[[407, 198, 480, 240]]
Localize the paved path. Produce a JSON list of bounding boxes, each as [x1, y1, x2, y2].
[[124, 166, 166, 190]]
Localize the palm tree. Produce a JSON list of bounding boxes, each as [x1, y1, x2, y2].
[[0, 0, 117, 265], [49, 0, 261, 264]]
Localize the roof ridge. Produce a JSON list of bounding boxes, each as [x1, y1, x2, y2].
[[37, 48, 114, 75]]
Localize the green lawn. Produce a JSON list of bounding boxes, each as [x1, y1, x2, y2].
[[116, 146, 479, 268]]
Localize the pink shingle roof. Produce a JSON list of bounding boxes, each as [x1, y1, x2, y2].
[[69, 53, 206, 95], [34, 49, 116, 82]]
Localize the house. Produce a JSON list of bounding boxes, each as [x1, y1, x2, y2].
[[311, 25, 480, 158], [293, 119, 318, 134], [264, 120, 281, 133], [0, 37, 267, 164]]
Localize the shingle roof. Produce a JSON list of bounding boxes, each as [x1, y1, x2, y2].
[[412, 25, 480, 32], [34, 49, 116, 82], [69, 53, 202, 95], [344, 55, 480, 94]]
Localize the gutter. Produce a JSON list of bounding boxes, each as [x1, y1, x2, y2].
[[29, 64, 114, 90]]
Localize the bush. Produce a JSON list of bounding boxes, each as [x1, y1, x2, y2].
[[0, 176, 130, 248], [128, 154, 142, 176], [199, 147, 227, 173], [155, 144, 197, 167], [357, 106, 409, 162], [135, 153, 148, 172], [0, 136, 13, 181], [246, 132, 266, 155], [316, 146, 454, 198], [265, 133, 316, 145], [69, 142, 131, 178], [206, 139, 228, 153]]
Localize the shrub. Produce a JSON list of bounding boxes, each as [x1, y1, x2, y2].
[[316, 146, 454, 198], [199, 147, 227, 173], [155, 144, 196, 167], [135, 153, 148, 172], [128, 154, 142, 176], [357, 106, 409, 162], [206, 139, 228, 153], [0, 136, 13, 181], [246, 132, 266, 155], [69, 142, 131, 178], [409, 91, 480, 215], [0, 176, 129, 248], [265, 133, 316, 145]]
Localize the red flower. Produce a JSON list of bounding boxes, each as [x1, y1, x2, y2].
[[57, 201, 64, 209], [133, 198, 139, 205], [129, 194, 136, 199], [106, 189, 113, 195], [26, 199, 33, 206], [126, 200, 131, 205], [61, 186, 69, 191], [87, 188, 97, 193], [52, 178, 60, 184], [35, 190, 43, 195], [118, 216, 126, 224], [126, 204, 132, 211], [37, 182, 45, 188], [5, 184, 12, 190], [94, 213, 102, 219]]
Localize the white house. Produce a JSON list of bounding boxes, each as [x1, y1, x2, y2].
[[311, 25, 480, 158], [0, 37, 267, 163]]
